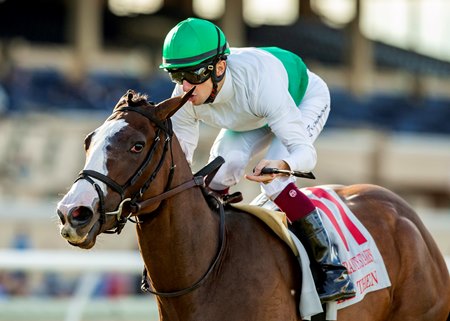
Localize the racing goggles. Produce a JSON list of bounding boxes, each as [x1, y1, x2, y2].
[[168, 64, 214, 85]]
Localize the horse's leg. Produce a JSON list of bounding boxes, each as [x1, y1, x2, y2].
[[336, 184, 449, 321], [386, 209, 450, 321], [335, 290, 391, 321], [227, 213, 302, 321]]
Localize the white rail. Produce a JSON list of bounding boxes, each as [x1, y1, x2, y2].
[[1, 249, 447, 273], [0, 249, 144, 321], [0, 249, 142, 272], [0, 250, 448, 321]]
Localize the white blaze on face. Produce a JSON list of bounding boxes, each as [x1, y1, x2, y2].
[[85, 119, 128, 176], [57, 119, 128, 220]]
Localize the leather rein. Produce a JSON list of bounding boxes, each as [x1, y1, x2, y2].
[[74, 104, 227, 298]]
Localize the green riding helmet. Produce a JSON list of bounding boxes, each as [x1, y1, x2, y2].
[[160, 17, 230, 70]]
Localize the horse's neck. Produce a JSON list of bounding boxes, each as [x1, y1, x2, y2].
[[136, 176, 219, 293]]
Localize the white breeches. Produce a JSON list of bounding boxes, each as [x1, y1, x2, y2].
[[208, 71, 330, 191]]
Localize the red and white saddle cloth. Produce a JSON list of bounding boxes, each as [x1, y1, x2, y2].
[[234, 185, 391, 320], [303, 186, 391, 317]]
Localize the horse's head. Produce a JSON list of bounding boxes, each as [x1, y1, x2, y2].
[[56, 88, 195, 249]]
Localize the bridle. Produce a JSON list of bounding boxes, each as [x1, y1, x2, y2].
[[76, 104, 185, 234], [74, 102, 227, 298]]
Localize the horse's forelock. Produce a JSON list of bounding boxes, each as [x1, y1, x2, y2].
[[114, 90, 152, 110]]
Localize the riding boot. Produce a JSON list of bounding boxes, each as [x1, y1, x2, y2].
[[291, 209, 356, 302], [264, 180, 356, 302]]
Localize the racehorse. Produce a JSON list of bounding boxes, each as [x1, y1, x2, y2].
[[56, 88, 450, 321]]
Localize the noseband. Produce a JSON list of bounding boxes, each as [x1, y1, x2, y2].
[[75, 105, 177, 234]]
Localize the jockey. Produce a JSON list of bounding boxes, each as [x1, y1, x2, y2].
[[160, 17, 355, 302]]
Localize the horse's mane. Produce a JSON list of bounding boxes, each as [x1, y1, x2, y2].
[[114, 89, 151, 110]]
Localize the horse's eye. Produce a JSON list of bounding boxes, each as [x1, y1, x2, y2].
[[130, 142, 145, 153]]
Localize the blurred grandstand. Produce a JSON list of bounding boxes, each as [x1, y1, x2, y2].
[[0, 1, 448, 320], [0, 0, 448, 244]]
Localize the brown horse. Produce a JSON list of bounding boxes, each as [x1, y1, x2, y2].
[[56, 88, 450, 321]]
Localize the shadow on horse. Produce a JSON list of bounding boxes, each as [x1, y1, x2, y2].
[[56, 88, 450, 321]]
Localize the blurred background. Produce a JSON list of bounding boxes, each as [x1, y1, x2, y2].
[[0, 0, 449, 320]]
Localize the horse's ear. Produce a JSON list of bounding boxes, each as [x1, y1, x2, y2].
[[114, 89, 135, 110], [154, 87, 195, 120]]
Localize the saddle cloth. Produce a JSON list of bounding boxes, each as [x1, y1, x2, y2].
[[232, 185, 391, 320]]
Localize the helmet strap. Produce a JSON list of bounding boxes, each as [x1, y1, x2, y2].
[[204, 81, 218, 104], [204, 58, 226, 104], [203, 26, 228, 104]]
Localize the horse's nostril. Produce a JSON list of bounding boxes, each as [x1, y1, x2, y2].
[[69, 206, 93, 225]]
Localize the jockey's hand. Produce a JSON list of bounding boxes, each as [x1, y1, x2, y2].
[[245, 160, 290, 183]]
